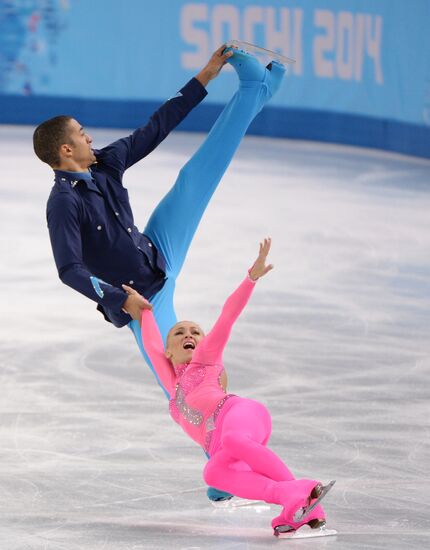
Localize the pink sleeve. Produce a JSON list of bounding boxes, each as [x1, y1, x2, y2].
[[140, 310, 176, 396], [193, 275, 257, 364]]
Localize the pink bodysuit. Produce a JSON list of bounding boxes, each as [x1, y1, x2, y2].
[[140, 274, 325, 529], [140, 275, 254, 452]]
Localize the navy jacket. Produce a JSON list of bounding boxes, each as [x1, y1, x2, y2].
[[47, 78, 207, 328]]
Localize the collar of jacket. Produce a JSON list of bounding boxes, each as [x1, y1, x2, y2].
[[54, 169, 100, 194]]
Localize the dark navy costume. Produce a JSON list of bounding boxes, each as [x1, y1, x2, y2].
[[47, 78, 206, 328]]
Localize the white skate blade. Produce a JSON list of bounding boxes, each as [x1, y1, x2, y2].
[[294, 480, 336, 522], [211, 496, 267, 509], [276, 526, 338, 539], [225, 40, 296, 65]]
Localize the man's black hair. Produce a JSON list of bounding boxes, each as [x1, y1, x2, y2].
[[33, 115, 73, 167]]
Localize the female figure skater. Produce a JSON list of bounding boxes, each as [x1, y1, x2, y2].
[[123, 239, 334, 535]]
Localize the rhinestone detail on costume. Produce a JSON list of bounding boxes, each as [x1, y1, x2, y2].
[[178, 365, 206, 395], [204, 393, 235, 452], [174, 384, 204, 426], [172, 364, 207, 426]]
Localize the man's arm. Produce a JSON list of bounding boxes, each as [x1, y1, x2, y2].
[[97, 46, 232, 174], [47, 194, 130, 312], [195, 45, 233, 87]]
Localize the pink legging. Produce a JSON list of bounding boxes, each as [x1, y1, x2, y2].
[[203, 398, 316, 512]]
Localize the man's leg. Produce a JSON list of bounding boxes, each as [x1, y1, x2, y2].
[[144, 52, 285, 279], [130, 52, 285, 501], [130, 52, 285, 383]]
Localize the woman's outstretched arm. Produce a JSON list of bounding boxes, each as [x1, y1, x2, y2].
[[122, 285, 176, 396], [194, 238, 273, 364]]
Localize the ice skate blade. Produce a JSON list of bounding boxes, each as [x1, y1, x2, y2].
[[211, 497, 266, 509], [294, 480, 336, 522], [275, 526, 338, 539], [225, 40, 296, 65]]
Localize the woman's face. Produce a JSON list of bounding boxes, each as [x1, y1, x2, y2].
[[165, 321, 204, 366]]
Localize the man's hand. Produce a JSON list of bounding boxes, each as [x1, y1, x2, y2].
[[121, 284, 153, 321], [195, 45, 233, 87], [249, 238, 274, 281]]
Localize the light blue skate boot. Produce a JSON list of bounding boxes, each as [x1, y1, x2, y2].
[[224, 46, 267, 81], [265, 60, 286, 97], [224, 47, 286, 98]]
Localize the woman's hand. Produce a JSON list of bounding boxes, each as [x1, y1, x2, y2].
[[121, 284, 153, 321], [249, 238, 274, 281]]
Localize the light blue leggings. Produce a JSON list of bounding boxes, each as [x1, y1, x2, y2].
[[128, 74, 275, 499], [128, 78, 273, 394]]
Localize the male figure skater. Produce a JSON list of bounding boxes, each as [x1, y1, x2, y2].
[[34, 45, 286, 500]]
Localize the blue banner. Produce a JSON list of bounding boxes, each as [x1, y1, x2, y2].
[[1, 0, 429, 157]]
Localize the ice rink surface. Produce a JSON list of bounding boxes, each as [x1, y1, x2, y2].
[[1, 123, 429, 550]]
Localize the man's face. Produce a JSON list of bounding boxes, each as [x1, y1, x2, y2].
[[64, 118, 96, 168]]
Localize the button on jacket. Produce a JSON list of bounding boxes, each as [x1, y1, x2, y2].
[[47, 78, 207, 328]]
